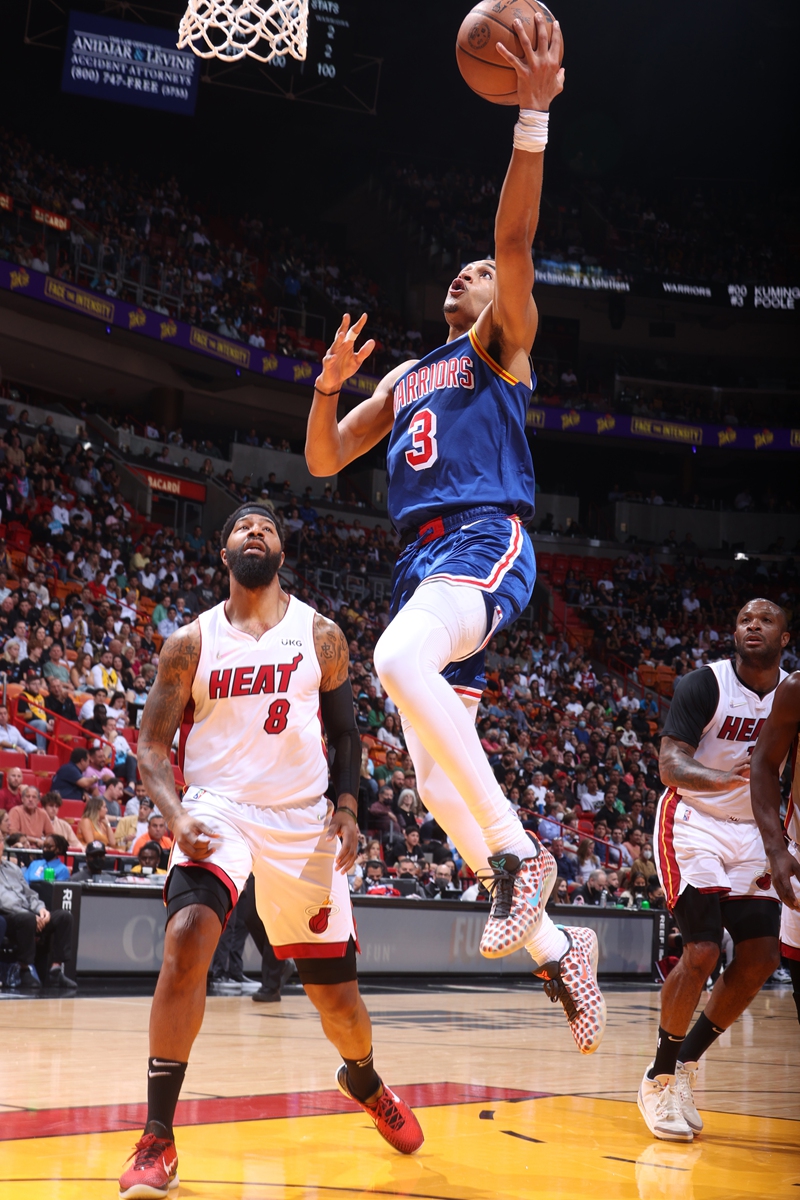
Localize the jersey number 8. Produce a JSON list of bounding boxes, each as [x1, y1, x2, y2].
[[404, 408, 438, 471], [263, 698, 290, 734]]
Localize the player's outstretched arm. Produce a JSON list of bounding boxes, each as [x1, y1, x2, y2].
[[305, 313, 411, 476], [659, 735, 751, 793], [139, 622, 219, 860], [751, 673, 800, 910], [314, 614, 361, 873], [477, 14, 564, 362]]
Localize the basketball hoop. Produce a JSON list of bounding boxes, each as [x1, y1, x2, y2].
[[178, 0, 309, 64]]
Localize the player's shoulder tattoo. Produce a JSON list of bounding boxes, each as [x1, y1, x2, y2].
[[313, 612, 350, 691], [159, 620, 202, 683]]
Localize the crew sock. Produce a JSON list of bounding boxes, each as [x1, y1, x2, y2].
[[146, 1057, 187, 1138], [678, 1011, 725, 1065], [647, 1026, 686, 1079], [343, 1047, 381, 1103]]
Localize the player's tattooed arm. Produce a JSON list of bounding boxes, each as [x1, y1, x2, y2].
[[138, 623, 201, 828], [751, 673, 800, 909], [314, 613, 350, 691], [659, 735, 751, 794]]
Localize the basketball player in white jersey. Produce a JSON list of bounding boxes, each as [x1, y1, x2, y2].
[[751, 670, 800, 1023], [638, 599, 788, 1142], [118, 505, 422, 1200]]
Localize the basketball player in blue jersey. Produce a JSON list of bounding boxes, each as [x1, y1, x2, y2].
[[307, 13, 605, 1054]]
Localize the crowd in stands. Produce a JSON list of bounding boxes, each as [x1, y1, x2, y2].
[[0, 128, 411, 372], [387, 161, 800, 289]]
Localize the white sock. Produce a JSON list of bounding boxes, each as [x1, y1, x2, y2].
[[525, 922, 570, 970], [375, 581, 532, 858]]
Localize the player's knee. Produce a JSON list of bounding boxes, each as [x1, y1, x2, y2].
[[682, 940, 720, 975], [373, 629, 410, 698], [307, 980, 361, 1024], [165, 905, 219, 974]]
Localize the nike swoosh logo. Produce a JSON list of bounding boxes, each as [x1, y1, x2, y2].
[[461, 520, 487, 530]]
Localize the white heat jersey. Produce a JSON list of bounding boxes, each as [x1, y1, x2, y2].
[[180, 597, 328, 809], [665, 658, 787, 823]]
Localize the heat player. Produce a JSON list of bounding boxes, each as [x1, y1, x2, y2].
[[118, 506, 422, 1200], [639, 599, 788, 1143], [305, 13, 605, 1053], [751, 669, 800, 1022]]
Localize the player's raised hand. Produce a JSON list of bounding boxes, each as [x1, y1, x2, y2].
[[172, 812, 222, 861], [316, 313, 376, 393], [496, 14, 564, 112]]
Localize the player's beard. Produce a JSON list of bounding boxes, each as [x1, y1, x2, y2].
[[226, 544, 283, 590], [735, 634, 779, 670]]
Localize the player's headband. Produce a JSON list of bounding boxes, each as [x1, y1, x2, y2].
[[231, 504, 278, 527]]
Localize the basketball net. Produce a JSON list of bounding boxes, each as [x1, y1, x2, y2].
[[178, 0, 309, 63]]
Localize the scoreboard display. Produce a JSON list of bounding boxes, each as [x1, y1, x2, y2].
[[268, 0, 355, 80]]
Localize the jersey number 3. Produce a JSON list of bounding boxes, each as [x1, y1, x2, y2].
[[263, 699, 290, 734], [405, 408, 438, 471]]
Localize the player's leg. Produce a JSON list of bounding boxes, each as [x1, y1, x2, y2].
[[252, 802, 423, 1154], [120, 793, 252, 1200], [374, 579, 553, 956], [402, 698, 606, 1053], [638, 884, 722, 1142], [300, 951, 423, 1154]]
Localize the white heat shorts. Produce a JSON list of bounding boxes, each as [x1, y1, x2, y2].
[[655, 789, 778, 909], [167, 785, 355, 960], [780, 841, 800, 956]]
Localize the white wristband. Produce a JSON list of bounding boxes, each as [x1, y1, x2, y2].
[[513, 108, 549, 153]]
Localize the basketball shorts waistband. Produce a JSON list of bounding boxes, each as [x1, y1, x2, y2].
[[399, 505, 517, 549]]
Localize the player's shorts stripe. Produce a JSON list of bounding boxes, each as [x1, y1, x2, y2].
[[781, 942, 800, 960], [424, 516, 524, 593], [453, 686, 483, 699], [785, 795, 795, 835], [468, 326, 520, 385], [658, 788, 682, 910], [273, 940, 350, 960]]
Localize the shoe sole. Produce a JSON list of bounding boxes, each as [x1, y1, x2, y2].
[[118, 1175, 179, 1199], [637, 1088, 694, 1142]]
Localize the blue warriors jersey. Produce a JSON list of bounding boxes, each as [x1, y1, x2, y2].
[[386, 326, 536, 532]]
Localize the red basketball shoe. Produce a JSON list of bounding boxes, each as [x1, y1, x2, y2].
[[118, 1131, 179, 1198], [336, 1066, 424, 1154]]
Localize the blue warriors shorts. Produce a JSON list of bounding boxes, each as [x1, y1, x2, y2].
[[389, 506, 536, 695]]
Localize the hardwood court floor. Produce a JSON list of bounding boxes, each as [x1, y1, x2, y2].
[[0, 983, 797, 1199]]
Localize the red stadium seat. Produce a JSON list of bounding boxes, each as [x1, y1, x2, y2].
[[59, 799, 85, 819], [30, 754, 60, 776], [0, 749, 27, 772]]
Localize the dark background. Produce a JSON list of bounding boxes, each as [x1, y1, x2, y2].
[[2, 0, 799, 220]]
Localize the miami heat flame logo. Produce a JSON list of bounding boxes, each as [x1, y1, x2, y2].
[[306, 895, 340, 934]]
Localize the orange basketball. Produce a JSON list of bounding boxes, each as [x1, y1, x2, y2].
[[455, 0, 559, 105]]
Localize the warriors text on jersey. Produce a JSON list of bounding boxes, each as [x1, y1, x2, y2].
[[661, 658, 788, 822], [386, 326, 536, 533], [180, 598, 328, 809]]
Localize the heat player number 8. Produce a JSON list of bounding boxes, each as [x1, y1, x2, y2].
[[263, 698, 290, 734], [405, 408, 438, 471]]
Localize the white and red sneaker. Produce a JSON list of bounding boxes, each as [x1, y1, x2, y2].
[[336, 1066, 424, 1154], [119, 1131, 179, 1198], [534, 926, 607, 1054], [478, 845, 557, 959]]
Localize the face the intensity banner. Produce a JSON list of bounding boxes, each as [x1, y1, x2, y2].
[[61, 11, 200, 116]]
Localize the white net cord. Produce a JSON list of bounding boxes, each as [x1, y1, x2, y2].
[[178, 0, 309, 64]]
